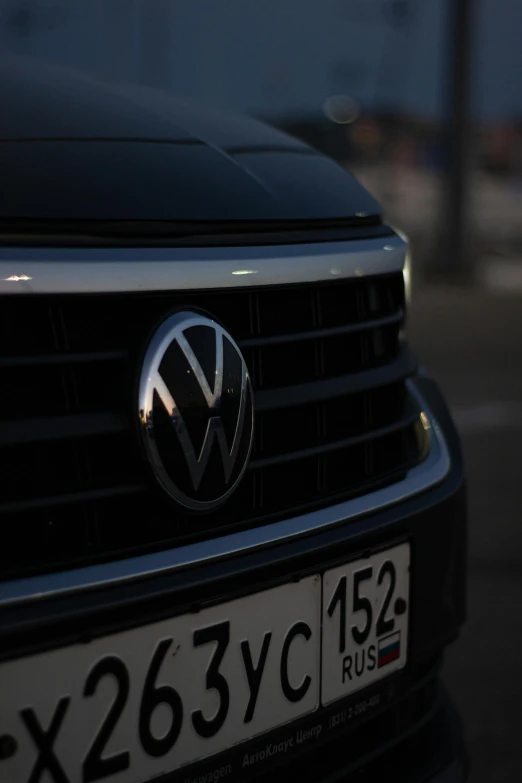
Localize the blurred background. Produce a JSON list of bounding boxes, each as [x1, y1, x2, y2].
[[1, 1, 521, 780]]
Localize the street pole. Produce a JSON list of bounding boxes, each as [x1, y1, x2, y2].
[[437, 0, 475, 279]]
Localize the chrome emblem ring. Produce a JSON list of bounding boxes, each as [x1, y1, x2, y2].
[[139, 311, 254, 511]]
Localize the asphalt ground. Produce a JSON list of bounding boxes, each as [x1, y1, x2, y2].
[[409, 283, 522, 783]]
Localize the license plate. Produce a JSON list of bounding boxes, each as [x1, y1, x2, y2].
[[0, 543, 410, 783]]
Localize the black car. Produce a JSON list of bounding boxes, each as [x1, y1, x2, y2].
[[0, 54, 467, 783]]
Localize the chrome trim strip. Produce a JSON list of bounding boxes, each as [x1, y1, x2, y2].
[[0, 235, 405, 294], [0, 382, 449, 607]]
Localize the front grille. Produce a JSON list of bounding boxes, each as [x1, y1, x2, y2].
[[0, 271, 428, 578]]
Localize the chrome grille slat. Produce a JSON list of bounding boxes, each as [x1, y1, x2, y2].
[[0, 412, 127, 446], [237, 309, 404, 348], [0, 484, 147, 515], [254, 346, 416, 411], [248, 408, 421, 470], [0, 350, 127, 368]]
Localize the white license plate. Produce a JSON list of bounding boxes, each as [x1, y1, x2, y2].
[[0, 544, 409, 783]]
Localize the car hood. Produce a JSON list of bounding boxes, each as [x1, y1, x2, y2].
[[0, 53, 381, 224]]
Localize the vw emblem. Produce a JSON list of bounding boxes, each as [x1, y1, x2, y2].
[[139, 311, 254, 510]]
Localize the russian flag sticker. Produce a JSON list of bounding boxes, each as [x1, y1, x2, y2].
[[378, 631, 401, 668]]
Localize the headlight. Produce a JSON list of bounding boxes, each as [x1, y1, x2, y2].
[[391, 226, 412, 306]]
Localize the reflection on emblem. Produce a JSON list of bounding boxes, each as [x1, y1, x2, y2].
[[139, 311, 254, 510]]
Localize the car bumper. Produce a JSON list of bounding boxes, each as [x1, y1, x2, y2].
[[0, 374, 467, 782], [262, 682, 468, 783]]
